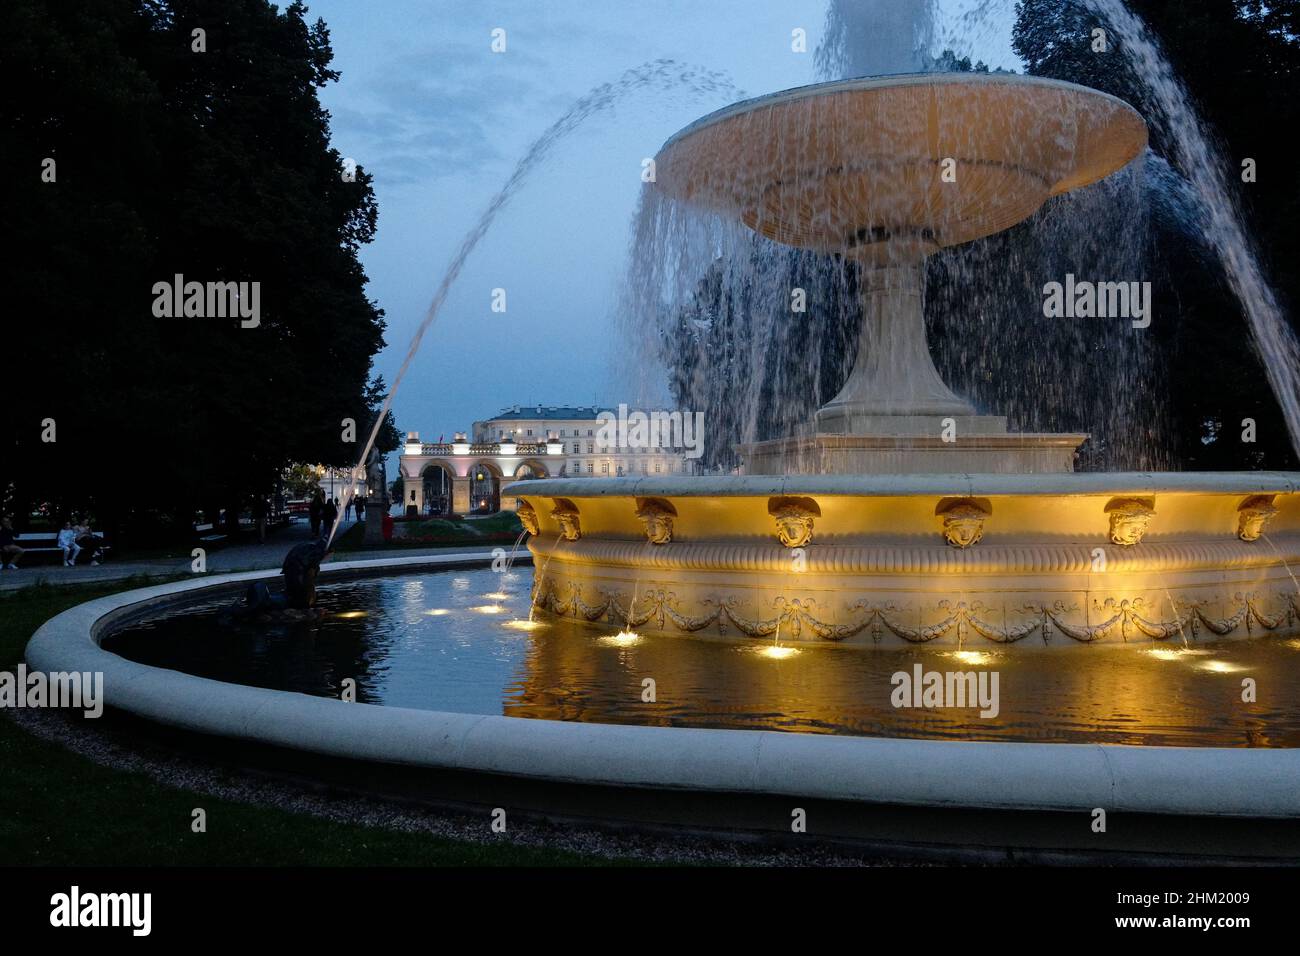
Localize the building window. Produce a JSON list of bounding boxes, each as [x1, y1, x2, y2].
[[526, 429, 533, 436], [587, 463, 594, 473], [601, 462, 609, 474]]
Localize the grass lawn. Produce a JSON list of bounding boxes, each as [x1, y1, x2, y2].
[[0, 581, 602, 866], [332, 511, 526, 551]]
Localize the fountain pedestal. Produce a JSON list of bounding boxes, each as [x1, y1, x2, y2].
[[653, 73, 1148, 476], [738, 258, 1087, 474]]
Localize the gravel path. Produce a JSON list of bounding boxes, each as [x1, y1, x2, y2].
[[7, 707, 908, 867]]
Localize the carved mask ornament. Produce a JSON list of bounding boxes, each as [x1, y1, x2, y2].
[[1105, 497, 1156, 546], [768, 496, 821, 549]]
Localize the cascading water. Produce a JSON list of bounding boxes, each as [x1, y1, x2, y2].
[[621, 0, 1296, 474], [619, 17, 1163, 472], [324, 60, 737, 545], [1074, 0, 1300, 456]]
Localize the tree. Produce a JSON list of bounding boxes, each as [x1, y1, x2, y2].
[[1, 0, 397, 542]]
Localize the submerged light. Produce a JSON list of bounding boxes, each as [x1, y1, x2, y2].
[[599, 630, 642, 648]]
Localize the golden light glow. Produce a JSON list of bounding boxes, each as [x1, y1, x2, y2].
[[1146, 647, 1211, 661], [483, 592, 511, 601], [424, 608, 451, 616], [599, 630, 642, 648], [1199, 659, 1245, 674], [947, 650, 994, 666], [758, 645, 800, 660], [336, 611, 368, 619], [503, 619, 543, 632], [471, 604, 505, 615]]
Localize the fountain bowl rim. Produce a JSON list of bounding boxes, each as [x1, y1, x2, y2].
[[656, 71, 1147, 157]]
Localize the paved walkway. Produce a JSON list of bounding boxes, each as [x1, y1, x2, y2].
[[0, 518, 498, 592]]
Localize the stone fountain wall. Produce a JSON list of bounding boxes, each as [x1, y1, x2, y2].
[[515, 475, 1300, 647]]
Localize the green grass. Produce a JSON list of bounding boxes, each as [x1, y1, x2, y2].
[[0, 580, 604, 866]]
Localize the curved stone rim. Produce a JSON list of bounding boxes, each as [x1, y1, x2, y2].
[[659, 72, 1147, 156], [505, 471, 1300, 499], [22, 554, 1300, 819]]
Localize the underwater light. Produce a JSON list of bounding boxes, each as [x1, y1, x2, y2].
[[503, 619, 543, 632], [599, 630, 642, 648]]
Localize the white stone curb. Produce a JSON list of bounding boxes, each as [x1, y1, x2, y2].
[[22, 555, 1300, 818]]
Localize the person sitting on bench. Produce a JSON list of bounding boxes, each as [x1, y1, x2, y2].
[[1, 519, 23, 570], [73, 518, 105, 565], [57, 522, 79, 567]]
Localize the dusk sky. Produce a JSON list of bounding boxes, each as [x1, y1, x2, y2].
[[305, 0, 1021, 457]]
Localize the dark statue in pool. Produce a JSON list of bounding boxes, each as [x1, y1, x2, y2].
[[238, 536, 333, 618]]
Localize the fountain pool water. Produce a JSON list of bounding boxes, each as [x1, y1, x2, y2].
[[102, 568, 1300, 747]]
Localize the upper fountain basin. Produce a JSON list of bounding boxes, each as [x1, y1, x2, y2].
[[655, 73, 1149, 257]]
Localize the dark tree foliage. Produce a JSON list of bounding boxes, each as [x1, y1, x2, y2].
[[1, 0, 399, 543], [1013, 0, 1300, 468]]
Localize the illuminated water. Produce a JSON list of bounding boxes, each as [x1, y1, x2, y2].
[[104, 568, 1300, 748]]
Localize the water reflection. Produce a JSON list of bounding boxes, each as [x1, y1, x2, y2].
[[103, 569, 1300, 747]]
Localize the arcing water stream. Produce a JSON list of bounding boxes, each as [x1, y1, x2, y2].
[[325, 60, 736, 546]]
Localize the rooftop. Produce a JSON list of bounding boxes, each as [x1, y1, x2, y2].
[[482, 404, 614, 422]]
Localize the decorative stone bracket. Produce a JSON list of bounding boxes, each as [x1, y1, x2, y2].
[[634, 497, 677, 545], [1105, 496, 1155, 546], [1238, 495, 1278, 542], [935, 497, 991, 549], [768, 496, 820, 548], [550, 498, 582, 541]]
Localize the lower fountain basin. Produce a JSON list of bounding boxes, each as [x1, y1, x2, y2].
[[23, 556, 1300, 842], [511, 472, 1300, 648]]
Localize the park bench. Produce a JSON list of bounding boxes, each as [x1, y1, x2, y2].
[[11, 531, 111, 564], [194, 522, 227, 546]]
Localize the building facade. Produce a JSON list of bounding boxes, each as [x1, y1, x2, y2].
[[399, 404, 699, 516]]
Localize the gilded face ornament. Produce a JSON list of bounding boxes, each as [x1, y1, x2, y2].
[[550, 499, 582, 541], [517, 501, 540, 536], [934, 498, 991, 549], [1104, 497, 1155, 546], [634, 498, 677, 545], [767, 496, 820, 549], [1237, 495, 1278, 542]]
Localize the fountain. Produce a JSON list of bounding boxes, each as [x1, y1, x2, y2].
[[24, 33, 1300, 848], [512, 74, 1300, 647]]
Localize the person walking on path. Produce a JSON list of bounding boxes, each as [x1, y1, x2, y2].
[[308, 491, 323, 537]]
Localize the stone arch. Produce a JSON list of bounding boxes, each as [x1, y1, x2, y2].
[[421, 461, 455, 516], [512, 458, 549, 480], [469, 461, 503, 514]]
